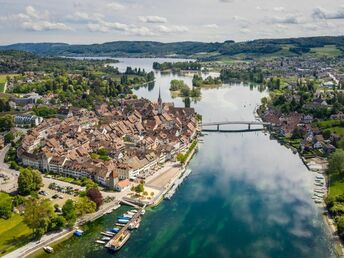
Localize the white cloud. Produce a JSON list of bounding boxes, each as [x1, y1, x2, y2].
[[139, 16, 167, 24], [157, 25, 189, 33], [270, 15, 302, 24], [107, 2, 125, 11], [88, 18, 154, 36], [273, 7, 285, 12], [2, 6, 71, 32], [22, 20, 71, 31], [66, 12, 103, 22], [204, 24, 219, 29], [312, 7, 344, 20]]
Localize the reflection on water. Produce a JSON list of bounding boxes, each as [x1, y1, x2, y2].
[[37, 58, 334, 258]]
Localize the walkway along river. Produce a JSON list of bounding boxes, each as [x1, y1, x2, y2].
[[33, 58, 335, 258]]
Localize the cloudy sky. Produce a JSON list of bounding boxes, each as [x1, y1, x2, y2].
[[0, 0, 344, 45]]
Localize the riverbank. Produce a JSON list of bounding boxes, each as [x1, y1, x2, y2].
[[4, 200, 120, 258], [260, 115, 344, 257]]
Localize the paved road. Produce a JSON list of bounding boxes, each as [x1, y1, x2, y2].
[[0, 145, 19, 193]]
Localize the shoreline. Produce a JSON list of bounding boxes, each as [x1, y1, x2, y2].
[[259, 114, 344, 257], [17, 140, 199, 258]]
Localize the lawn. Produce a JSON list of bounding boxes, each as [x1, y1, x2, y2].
[[329, 173, 344, 198], [310, 45, 342, 57], [0, 74, 17, 93], [0, 193, 32, 257]]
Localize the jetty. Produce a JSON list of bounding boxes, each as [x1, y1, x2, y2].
[[105, 206, 145, 251]]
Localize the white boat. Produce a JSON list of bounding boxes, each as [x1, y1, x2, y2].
[[124, 213, 134, 218], [130, 209, 138, 213], [101, 236, 111, 241], [127, 211, 136, 216], [140, 209, 145, 215], [96, 240, 106, 244], [43, 246, 54, 253]]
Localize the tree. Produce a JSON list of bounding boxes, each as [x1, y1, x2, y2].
[[0, 115, 14, 132], [176, 153, 186, 164], [337, 216, 344, 239], [86, 188, 103, 210], [4, 132, 14, 144], [48, 215, 66, 231], [81, 178, 98, 190], [0, 194, 13, 219], [18, 168, 33, 195], [134, 183, 144, 193], [18, 168, 43, 195], [75, 197, 96, 216], [23, 198, 54, 237], [62, 200, 76, 226], [328, 149, 344, 175]]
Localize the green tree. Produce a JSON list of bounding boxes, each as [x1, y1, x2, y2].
[[23, 197, 54, 237], [18, 168, 43, 195], [0, 115, 14, 132], [75, 197, 96, 216], [4, 132, 14, 144], [48, 215, 66, 231], [328, 149, 344, 175], [62, 199, 77, 227], [0, 194, 13, 219]]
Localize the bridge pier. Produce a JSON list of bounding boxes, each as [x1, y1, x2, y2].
[[248, 124, 251, 130], [217, 124, 220, 131]]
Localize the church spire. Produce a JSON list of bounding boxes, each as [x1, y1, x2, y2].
[[158, 87, 162, 105], [157, 87, 163, 114]]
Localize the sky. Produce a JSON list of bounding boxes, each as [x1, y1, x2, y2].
[[0, 0, 344, 45]]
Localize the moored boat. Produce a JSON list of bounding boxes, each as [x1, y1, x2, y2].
[[96, 240, 106, 244]]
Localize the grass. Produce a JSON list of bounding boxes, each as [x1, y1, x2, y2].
[[0, 194, 32, 257], [329, 173, 344, 198], [310, 45, 342, 57], [0, 74, 17, 93]]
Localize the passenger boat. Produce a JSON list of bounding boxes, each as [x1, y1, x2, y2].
[[106, 230, 131, 252], [43, 246, 54, 253]]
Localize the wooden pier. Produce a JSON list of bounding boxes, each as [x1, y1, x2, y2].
[[105, 206, 145, 250]]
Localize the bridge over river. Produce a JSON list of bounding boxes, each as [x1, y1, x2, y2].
[[201, 121, 273, 132]]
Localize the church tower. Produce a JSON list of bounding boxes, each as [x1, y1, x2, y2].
[[158, 87, 163, 114]]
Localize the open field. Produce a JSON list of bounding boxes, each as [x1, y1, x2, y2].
[[0, 210, 32, 257], [310, 45, 342, 57], [0, 74, 17, 93]]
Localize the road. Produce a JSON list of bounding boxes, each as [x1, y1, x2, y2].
[[0, 145, 19, 193]]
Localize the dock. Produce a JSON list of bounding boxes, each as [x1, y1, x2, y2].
[[105, 206, 145, 250]]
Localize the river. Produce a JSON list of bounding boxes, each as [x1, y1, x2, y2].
[[34, 58, 335, 258]]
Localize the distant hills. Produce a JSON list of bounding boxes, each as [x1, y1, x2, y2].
[[1, 36, 344, 60]]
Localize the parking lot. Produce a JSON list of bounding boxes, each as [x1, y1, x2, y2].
[[41, 177, 85, 206]]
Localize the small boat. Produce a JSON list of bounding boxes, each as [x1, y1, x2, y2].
[[130, 209, 138, 213], [127, 211, 136, 216], [314, 199, 323, 204], [314, 189, 326, 194], [314, 182, 324, 187], [140, 209, 145, 215], [95, 240, 106, 244], [117, 216, 130, 220], [74, 229, 84, 237], [101, 231, 114, 237], [101, 236, 111, 241], [118, 219, 129, 224], [111, 228, 120, 233], [123, 213, 134, 218], [43, 246, 54, 253]]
